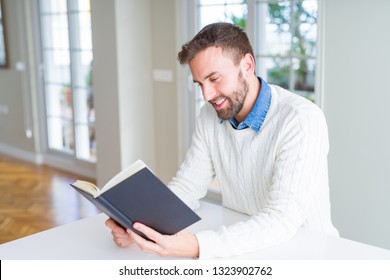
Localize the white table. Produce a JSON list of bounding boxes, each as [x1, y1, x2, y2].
[[1, 201, 390, 260]]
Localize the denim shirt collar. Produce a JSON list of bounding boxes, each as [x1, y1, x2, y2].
[[228, 77, 272, 134]]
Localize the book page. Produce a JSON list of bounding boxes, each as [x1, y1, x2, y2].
[[72, 180, 100, 198], [101, 160, 146, 193]]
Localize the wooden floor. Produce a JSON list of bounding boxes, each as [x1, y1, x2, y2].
[[0, 153, 99, 244]]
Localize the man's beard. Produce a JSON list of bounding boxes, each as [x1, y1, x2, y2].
[[210, 71, 249, 121]]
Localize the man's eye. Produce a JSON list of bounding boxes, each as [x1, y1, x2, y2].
[[210, 77, 219, 82]]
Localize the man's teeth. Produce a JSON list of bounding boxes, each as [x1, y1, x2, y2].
[[215, 98, 226, 105]]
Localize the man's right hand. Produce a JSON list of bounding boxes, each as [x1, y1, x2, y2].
[[105, 218, 135, 248]]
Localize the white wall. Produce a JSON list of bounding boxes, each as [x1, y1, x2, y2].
[[151, 0, 180, 183], [323, 0, 390, 249], [0, 0, 36, 154], [91, 0, 155, 185]]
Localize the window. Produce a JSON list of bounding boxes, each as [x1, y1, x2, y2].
[[189, 0, 318, 197], [38, 0, 95, 162], [0, 0, 8, 67], [195, 0, 319, 110], [197, 0, 248, 28], [255, 0, 318, 101]]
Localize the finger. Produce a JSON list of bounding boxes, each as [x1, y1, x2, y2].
[[105, 218, 126, 234], [127, 228, 165, 255], [111, 229, 135, 247], [113, 236, 134, 248], [105, 218, 117, 229], [112, 230, 130, 239], [133, 222, 163, 244]]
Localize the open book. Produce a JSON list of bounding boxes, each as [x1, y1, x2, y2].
[[70, 160, 201, 241]]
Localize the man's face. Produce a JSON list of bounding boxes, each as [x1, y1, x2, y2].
[[189, 47, 249, 120]]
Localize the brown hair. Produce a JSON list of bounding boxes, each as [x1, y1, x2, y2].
[[177, 22, 254, 66]]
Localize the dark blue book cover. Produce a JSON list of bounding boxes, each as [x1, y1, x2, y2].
[[71, 163, 201, 241]]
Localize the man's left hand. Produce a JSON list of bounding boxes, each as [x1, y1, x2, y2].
[[127, 222, 199, 258]]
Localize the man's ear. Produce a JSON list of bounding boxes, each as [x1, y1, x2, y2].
[[240, 53, 255, 78], [241, 53, 256, 77]]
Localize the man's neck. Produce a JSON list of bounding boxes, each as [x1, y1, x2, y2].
[[234, 76, 261, 124]]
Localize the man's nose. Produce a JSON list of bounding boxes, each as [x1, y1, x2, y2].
[[202, 83, 216, 102]]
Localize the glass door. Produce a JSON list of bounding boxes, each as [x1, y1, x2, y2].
[[39, 0, 96, 162]]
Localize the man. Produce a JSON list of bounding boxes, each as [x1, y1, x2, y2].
[[106, 22, 339, 259]]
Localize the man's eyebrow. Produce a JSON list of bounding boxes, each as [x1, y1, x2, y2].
[[193, 71, 218, 84]]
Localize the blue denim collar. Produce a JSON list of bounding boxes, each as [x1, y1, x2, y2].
[[228, 77, 271, 133]]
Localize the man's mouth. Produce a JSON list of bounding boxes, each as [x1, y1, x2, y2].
[[212, 97, 227, 110]]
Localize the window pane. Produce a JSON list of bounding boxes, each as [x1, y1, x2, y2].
[[257, 56, 290, 90], [72, 50, 93, 87], [68, 0, 91, 12], [74, 87, 94, 124], [200, 0, 244, 5], [256, 1, 291, 56], [45, 84, 73, 120], [254, 0, 318, 101], [198, 3, 247, 29], [293, 0, 317, 57], [41, 14, 69, 49], [75, 124, 96, 161], [40, 0, 67, 13], [70, 12, 92, 50], [293, 58, 315, 93], [43, 50, 71, 84], [47, 117, 74, 153]]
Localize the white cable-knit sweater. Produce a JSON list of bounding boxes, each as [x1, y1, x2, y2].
[[168, 85, 339, 259]]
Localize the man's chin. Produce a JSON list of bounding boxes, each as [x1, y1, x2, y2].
[[216, 110, 233, 121]]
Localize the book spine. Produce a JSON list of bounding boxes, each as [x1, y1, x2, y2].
[[96, 195, 134, 229], [97, 196, 153, 241]]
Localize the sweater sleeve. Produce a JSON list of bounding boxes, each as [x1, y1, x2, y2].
[[168, 105, 216, 210], [196, 107, 330, 259]]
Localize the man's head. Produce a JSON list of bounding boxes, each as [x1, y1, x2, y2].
[[177, 22, 254, 66], [178, 22, 258, 123]]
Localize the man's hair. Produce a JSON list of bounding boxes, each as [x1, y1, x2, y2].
[[177, 22, 254, 66]]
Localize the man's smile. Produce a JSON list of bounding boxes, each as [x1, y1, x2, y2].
[[211, 97, 227, 110]]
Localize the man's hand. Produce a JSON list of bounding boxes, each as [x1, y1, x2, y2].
[[105, 218, 135, 248], [105, 218, 199, 258], [128, 222, 199, 258]]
